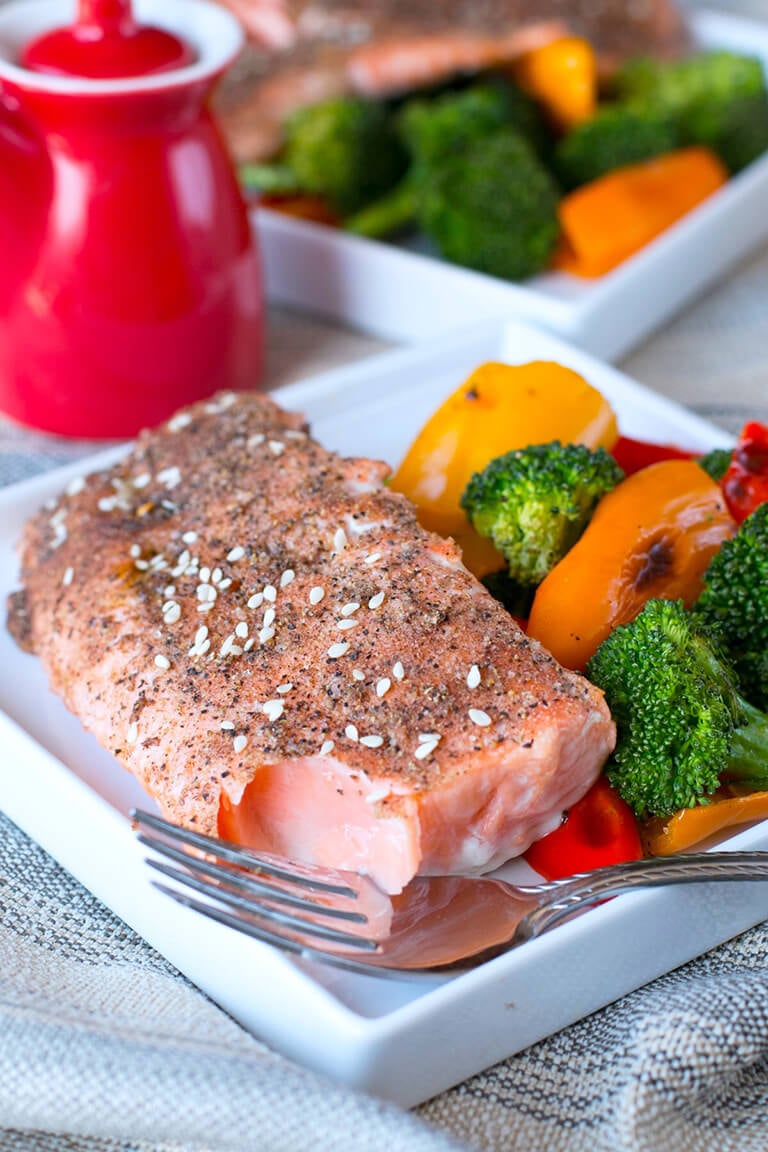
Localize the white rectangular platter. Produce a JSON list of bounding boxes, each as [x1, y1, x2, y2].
[[258, 8, 768, 363], [2, 316, 768, 1108]]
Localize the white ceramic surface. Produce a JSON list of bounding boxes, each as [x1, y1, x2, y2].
[[2, 317, 768, 1107], [257, 9, 768, 363]]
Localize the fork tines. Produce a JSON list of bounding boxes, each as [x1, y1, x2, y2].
[[131, 808, 379, 955]]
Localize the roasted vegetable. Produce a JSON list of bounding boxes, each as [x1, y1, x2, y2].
[[642, 788, 768, 856], [614, 49, 768, 173], [586, 597, 768, 820], [238, 162, 303, 196], [610, 435, 693, 475], [526, 458, 736, 670], [693, 502, 768, 710], [344, 177, 419, 239], [281, 96, 408, 216], [512, 35, 598, 132], [524, 777, 642, 879], [698, 445, 733, 483], [346, 79, 551, 240], [389, 360, 618, 578], [553, 146, 728, 278], [419, 131, 561, 280], [397, 78, 547, 166], [461, 440, 623, 587], [718, 421, 768, 523], [553, 104, 680, 190]]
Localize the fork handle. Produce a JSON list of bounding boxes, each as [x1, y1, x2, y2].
[[517, 852, 768, 941]]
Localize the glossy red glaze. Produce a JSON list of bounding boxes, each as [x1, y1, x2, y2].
[[23, 0, 196, 78], [0, 2, 263, 438]]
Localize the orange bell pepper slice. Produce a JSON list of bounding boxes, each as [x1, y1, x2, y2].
[[389, 360, 618, 578], [526, 459, 736, 671], [513, 35, 597, 131], [642, 789, 768, 856], [553, 146, 729, 278]]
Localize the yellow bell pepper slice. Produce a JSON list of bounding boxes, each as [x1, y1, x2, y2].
[[513, 36, 597, 131], [389, 360, 618, 577]]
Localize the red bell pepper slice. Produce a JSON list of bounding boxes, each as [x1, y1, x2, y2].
[[523, 775, 643, 880], [610, 435, 693, 476], [720, 421, 768, 523]]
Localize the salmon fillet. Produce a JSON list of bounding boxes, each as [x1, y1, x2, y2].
[[7, 392, 615, 894]]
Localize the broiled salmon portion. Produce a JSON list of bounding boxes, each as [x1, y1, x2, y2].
[[8, 392, 615, 894]]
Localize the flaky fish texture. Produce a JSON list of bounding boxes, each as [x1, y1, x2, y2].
[[8, 392, 615, 893]]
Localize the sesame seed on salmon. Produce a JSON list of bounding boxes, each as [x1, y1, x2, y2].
[[7, 390, 616, 894]]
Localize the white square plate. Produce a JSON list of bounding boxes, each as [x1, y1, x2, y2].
[[258, 9, 768, 363], [2, 316, 767, 1107]]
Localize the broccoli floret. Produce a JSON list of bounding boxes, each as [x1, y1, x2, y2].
[[553, 105, 680, 190], [692, 502, 768, 710], [698, 446, 732, 483], [345, 79, 552, 241], [614, 50, 768, 173], [586, 598, 768, 819], [397, 81, 514, 166], [460, 441, 624, 586], [282, 97, 408, 216], [398, 78, 550, 168], [418, 132, 561, 281], [238, 163, 303, 196]]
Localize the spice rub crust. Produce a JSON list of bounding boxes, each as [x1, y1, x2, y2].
[[9, 390, 615, 889]]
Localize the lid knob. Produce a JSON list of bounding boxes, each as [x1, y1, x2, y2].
[[22, 0, 197, 78]]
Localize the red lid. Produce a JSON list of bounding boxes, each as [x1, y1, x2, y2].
[[22, 0, 196, 79]]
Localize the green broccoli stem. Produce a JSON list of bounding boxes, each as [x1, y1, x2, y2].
[[690, 633, 768, 787], [238, 163, 302, 195], [344, 178, 418, 239], [727, 698, 768, 785]]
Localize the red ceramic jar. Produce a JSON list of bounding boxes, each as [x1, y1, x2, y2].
[[0, 0, 263, 438]]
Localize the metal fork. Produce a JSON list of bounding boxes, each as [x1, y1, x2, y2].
[[132, 808, 768, 978]]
